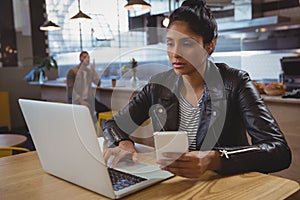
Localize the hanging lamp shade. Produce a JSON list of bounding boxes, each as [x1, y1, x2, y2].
[[70, 10, 92, 21], [40, 21, 61, 31], [124, 0, 151, 10]]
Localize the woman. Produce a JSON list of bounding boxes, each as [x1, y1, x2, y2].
[[103, 0, 291, 178]]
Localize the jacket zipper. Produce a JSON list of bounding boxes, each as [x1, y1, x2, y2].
[[110, 128, 121, 142], [219, 146, 261, 159]]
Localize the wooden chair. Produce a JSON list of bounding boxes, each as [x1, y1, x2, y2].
[[0, 146, 30, 158], [97, 111, 117, 136]]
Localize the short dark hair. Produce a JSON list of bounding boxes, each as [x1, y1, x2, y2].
[[79, 51, 89, 58], [168, 0, 218, 45]]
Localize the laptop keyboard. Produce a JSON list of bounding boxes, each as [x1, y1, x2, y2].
[[107, 168, 147, 191]]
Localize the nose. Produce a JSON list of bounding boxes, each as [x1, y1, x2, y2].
[[169, 44, 182, 58]]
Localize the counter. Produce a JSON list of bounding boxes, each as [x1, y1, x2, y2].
[[30, 81, 300, 105], [28, 80, 147, 109], [29, 80, 154, 146], [262, 94, 300, 104], [261, 95, 300, 184], [29, 81, 300, 183]]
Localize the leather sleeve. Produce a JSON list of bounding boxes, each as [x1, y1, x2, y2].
[[216, 71, 291, 175], [102, 83, 153, 146]]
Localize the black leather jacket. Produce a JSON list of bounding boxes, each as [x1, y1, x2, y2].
[[103, 61, 291, 175]]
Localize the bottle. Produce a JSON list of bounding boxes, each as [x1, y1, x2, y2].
[[278, 70, 285, 84], [39, 71, 44, 84]]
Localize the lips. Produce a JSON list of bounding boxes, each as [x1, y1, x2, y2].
[[172, 62, 185, 68]]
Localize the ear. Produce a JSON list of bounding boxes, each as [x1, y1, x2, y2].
[[205, 38, 216, 55]]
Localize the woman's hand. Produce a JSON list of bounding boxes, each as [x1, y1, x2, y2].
[[157, 150, 221, 178], [103, 140, 138, 168]]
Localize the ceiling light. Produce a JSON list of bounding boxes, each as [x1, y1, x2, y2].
[[70, 0, 92, 21], [162, 17, 170, 27], [40, 21, 61, 31], [70, 10, 92, 21], [124, 0, 151, 10]]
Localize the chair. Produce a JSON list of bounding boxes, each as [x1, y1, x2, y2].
[[0, 92, 12, 130], [97, 111, 117, 136], [0, 146, 30, 158]]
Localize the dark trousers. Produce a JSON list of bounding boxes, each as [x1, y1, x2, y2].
[[95, 99, 110, 114]]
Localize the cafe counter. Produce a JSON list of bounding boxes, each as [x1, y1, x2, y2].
[[261, 95, 300, 184], [29, 80, 300, 105], [28, 80, 147, 109], [29, 81, 300, 183]]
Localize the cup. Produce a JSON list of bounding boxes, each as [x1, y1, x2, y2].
[[111, 78, 116, 87]]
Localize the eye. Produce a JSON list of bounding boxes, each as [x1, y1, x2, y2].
[[182, 40, 195, 47], [166, 40, 174, 47]]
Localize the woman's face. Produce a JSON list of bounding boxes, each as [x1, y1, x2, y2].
[[166, 21, 209, 76]]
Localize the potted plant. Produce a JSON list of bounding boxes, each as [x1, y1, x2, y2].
[[24, 56, 58, 82], [130, 58, 138, 83]]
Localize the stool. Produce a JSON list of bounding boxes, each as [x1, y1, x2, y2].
[[97, 111, 116, 136]]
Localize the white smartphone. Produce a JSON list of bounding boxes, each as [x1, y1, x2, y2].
[[154, 131, 188, 161]]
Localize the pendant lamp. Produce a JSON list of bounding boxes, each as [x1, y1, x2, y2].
[[70, 0, 92, 21], [124, 0, 151, 10], [40, 20, 61, 31], [70, 10, 91, 21]]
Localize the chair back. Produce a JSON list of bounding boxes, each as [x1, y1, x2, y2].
[[0, 92, 12, 130], [0, 147, 30, 158]]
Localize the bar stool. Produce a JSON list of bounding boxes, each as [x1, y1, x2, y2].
[[97, 111, 117, 136]]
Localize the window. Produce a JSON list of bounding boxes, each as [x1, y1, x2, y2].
[[46, 0, 128, 54]]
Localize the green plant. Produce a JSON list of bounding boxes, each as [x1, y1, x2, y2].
[[33, 56, 58, 71], [24, 56, 58, 81], [130, 58, 138, 69]]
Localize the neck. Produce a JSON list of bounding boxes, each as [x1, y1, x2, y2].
[[79, 63, 87, 69], [182, 73, 204, 106]]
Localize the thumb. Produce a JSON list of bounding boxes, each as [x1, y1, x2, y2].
[[132, 152, 138, 163]]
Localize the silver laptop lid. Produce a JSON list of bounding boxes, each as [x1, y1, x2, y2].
[[19, 99, 115, 198], [19, 99, 173, 199]]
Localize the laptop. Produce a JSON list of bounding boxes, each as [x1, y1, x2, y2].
[[19, 99, 173, 199]]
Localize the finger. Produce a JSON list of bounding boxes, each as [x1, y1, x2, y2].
[[109, 155, 120, 168], [163, 152, 199, 162], [163, 152, 193, 162], [132, 152, 138, 163], [110, 150, 128, 168], [163, 166, 198, 178], [104, 148, 113, 164], [162, 152, 186, 160], [157, 159, 176, 168]]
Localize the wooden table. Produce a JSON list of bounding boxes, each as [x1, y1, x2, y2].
[[0, 151, 299, 200], [0, 134, 27, 146]]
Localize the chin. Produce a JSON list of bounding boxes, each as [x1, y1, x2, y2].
[[173, 68, 183, 75], [174, 68, 191, 75]]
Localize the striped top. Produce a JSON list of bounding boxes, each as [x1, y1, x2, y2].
[[178, 93, 202, 151]]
